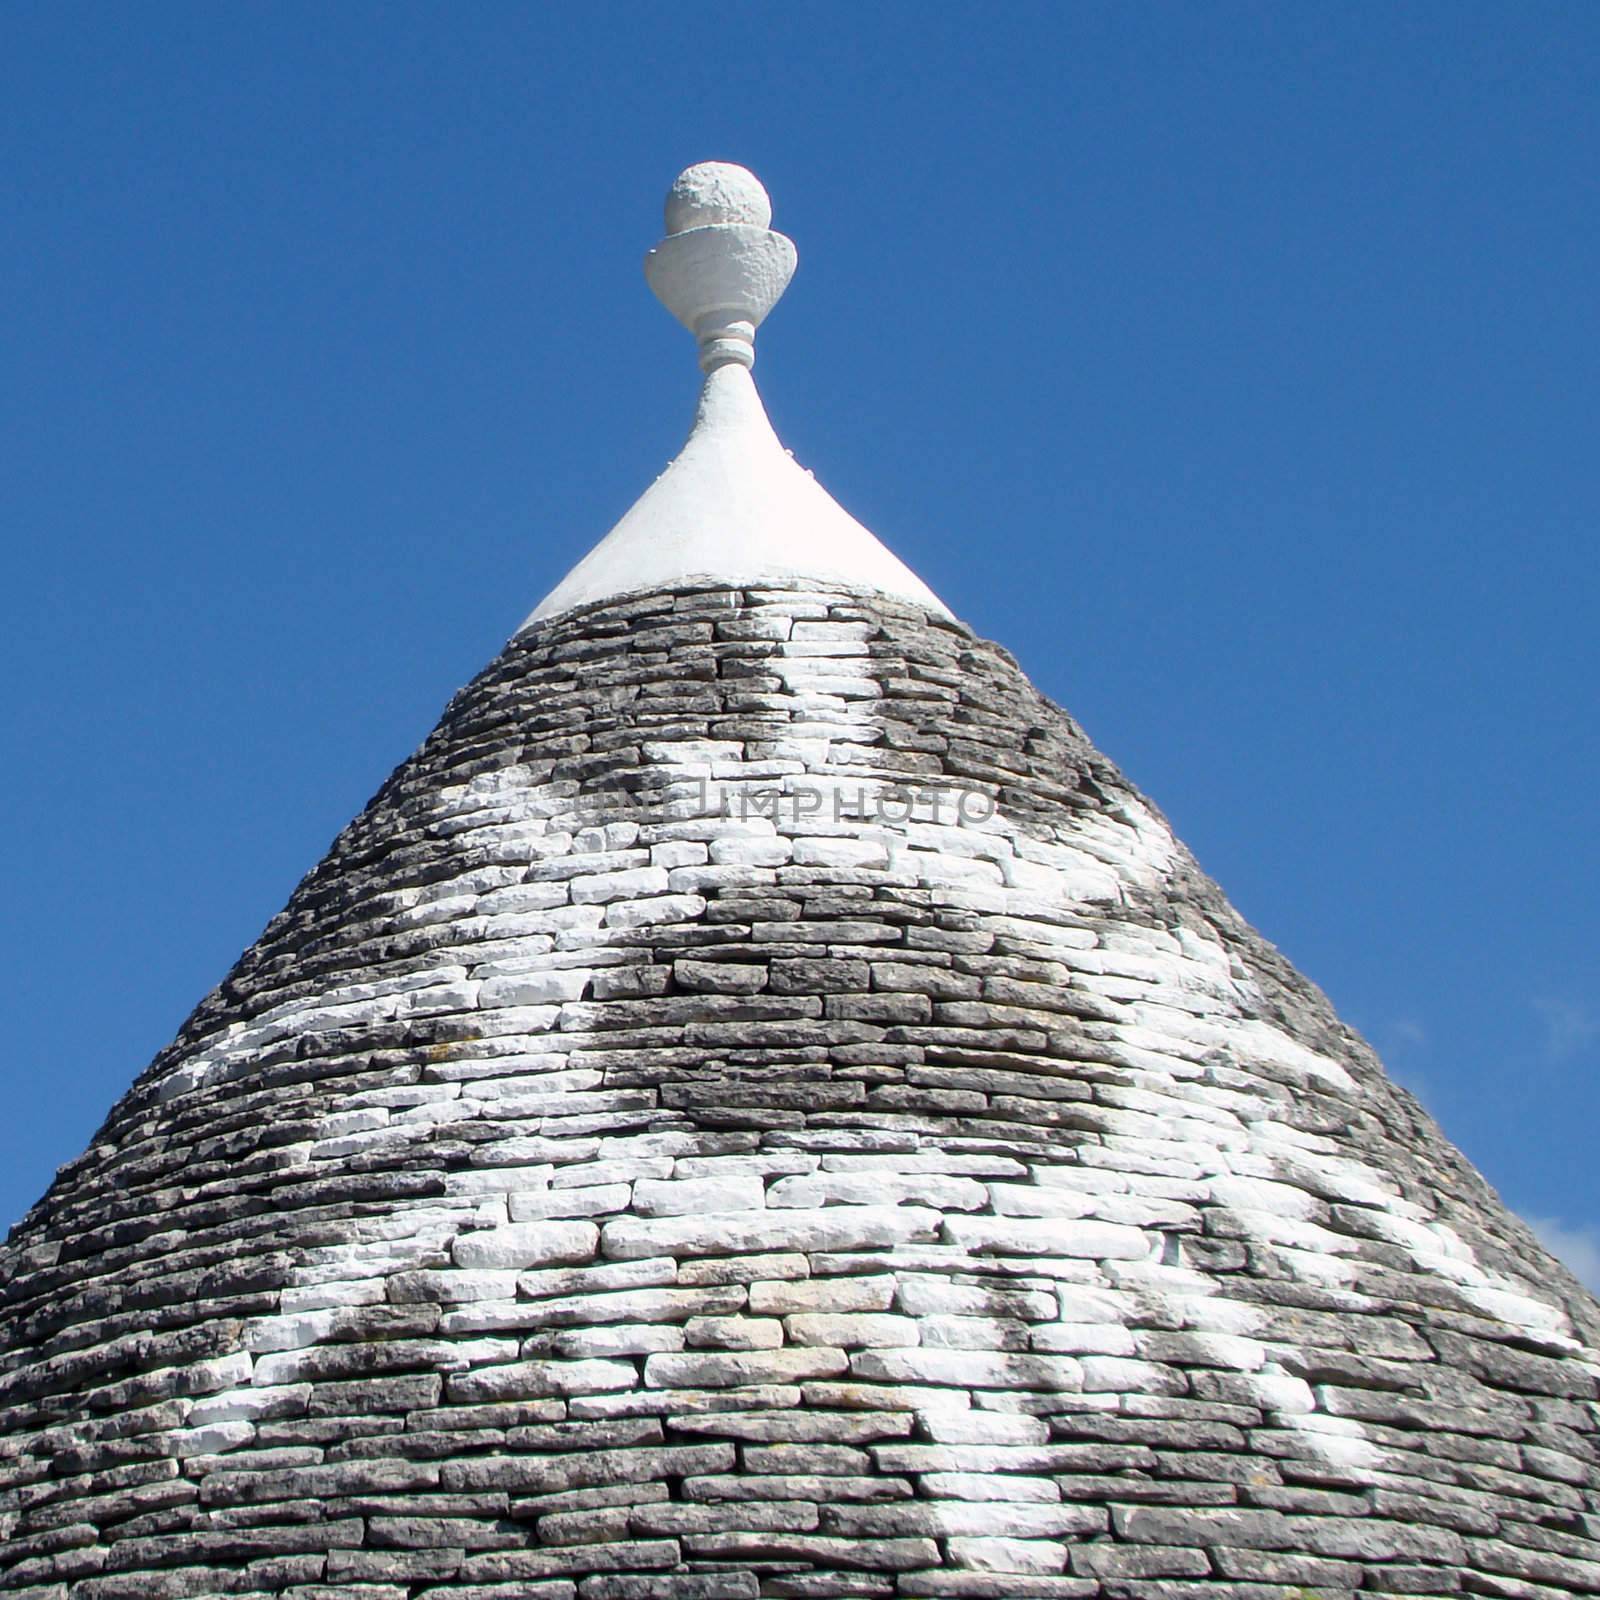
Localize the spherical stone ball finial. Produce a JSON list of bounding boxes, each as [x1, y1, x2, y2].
[[665, 162, 773, 235], [647, 161, 795, 373]]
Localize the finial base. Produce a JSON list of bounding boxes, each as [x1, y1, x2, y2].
[[645, 223, 797, 365], [698, 330, 756, 372]]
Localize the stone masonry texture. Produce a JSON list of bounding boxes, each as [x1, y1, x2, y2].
[[2, 579, 1598, 1600]]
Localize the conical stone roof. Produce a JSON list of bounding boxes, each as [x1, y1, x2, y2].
[[3, 164, 1599, 1600]]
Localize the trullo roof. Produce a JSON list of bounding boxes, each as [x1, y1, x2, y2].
[[2, 161, 1597, 1600]]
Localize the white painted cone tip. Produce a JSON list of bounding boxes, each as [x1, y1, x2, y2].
[[525, 362, 950, 625], [521, 163, 951, 630]]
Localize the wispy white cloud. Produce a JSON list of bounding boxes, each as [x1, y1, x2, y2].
[[1376, 1016, 1431, 1105], [1386, 1019, 1427, 1051], [1529, 1217, 1600, 1294], [1531, 997, 1600, 1062]]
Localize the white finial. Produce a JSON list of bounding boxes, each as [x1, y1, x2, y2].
[[645, 162, 797, 372]]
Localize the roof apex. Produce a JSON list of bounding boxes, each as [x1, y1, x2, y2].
[[524, 162, 950, 628]]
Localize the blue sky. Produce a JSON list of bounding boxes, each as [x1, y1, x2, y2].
[[2, 4, 1596, 1281]]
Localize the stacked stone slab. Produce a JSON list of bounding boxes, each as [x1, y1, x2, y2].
[[2, 575, 1598, 1600]]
